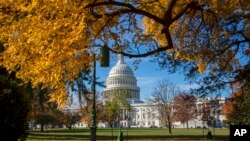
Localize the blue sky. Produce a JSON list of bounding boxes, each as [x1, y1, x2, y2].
[[95, 54, 202, 101]]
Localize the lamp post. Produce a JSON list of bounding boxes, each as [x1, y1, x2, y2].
[[90, 53, 97, 141], [90, 46, 109, 141]]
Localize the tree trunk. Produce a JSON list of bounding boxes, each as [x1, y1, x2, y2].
[[186, 121, 189, 129], [112, 125, 114, 141], [168, 122, 172, 134], [167, 116, 172, 134], [68, 125, 72, 130], [40, 123, 44, 132]]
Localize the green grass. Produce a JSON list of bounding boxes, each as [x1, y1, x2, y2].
[[96, 128, 229, 136], [27, 128, 229, 141]]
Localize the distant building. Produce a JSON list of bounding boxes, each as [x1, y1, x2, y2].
[[102, 54, 227, 128], [103, 54, 141, 103], [103, 54, 161, 128], [74, 54, 227, 128]]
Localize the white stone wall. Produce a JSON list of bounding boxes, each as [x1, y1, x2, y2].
[[129, 103, 161, 128]]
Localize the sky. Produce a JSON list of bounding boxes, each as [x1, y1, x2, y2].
[[95, 53, 201, 101]]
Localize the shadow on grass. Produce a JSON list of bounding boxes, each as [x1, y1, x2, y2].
[[29, 128, 90, 133], [28, 134, 88, 140], [29, 132, 229, 141]]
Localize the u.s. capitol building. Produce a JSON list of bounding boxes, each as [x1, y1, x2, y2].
[[101, 54, 226, 128], [103, 54, 160, 128], [74, 54, 226, 128]]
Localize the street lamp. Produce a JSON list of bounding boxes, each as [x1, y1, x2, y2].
[[90, 46, 109, 141], [90, 53, 97, 141]]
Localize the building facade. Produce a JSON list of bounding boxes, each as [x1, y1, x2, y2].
[[73, 54, 227, 129], [103, 54, 161, 128], [102, 54, 226, 128]]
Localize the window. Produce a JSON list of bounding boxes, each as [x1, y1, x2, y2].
[[152, 114, 155, 119], [152, 121, 155, 125]]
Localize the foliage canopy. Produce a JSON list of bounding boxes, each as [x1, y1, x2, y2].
[[0, 0, 249, 105], [223, 77, 250, 125]]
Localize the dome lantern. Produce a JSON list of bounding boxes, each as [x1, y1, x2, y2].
[[117, 54, 124, 64]]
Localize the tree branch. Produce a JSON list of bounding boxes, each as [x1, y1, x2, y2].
[[217, 39, 249, 56], [85, 1, 165, 25], [172, 4, 191, 22], [85, 1, 136, 9], [163, 29, 173, 48], [108, 46, 171, 58], [164, 0, 177, 20]]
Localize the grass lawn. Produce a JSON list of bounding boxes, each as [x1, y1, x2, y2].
[[27, 128, 229, 141]]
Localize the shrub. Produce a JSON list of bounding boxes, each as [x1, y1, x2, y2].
[[0, 68, 31, 141]]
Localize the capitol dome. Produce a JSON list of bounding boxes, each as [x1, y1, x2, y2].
[[103, 54, 140, 102], [109, 64, 134, 77]]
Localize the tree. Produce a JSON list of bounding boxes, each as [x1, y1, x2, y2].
[[104, 93, 131, 128], [150, 80, 179, 134], [51, 109, 65, 128], [221, 53, 250, 125], [0, 67, 31, 141], [61, 110, 81, 130], [223, 84, 250, 125], [79, 102, 106, 128], [32, 109, 64, 131], [102, 93, 130, 140], [173, 93, 196, 129], [28, 85, 60, 131], [80, 106, 92, 128], [0, 0, 249, 105], [34, 113, 56, 131], [198, 98, 212, 128]]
